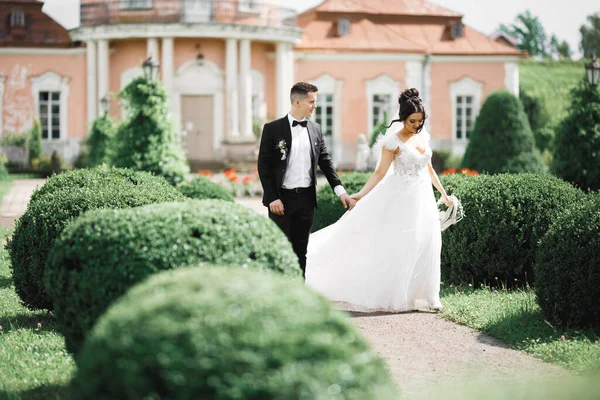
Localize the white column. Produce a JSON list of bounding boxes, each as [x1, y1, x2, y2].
[[147, 38, 159, 61], [86, 40, 97, 122], [161, 37, 174, 104], [287, 43, 295, 91], [97, 39, 109, 115], [239, 39, 253, 139], [226, 38, 239, 139], [504, 62, 519, 97], [275, 42, 288, 118]]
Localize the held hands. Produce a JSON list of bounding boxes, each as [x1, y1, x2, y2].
[[269, 199, 285, 216], [339, 193, 357, 210]]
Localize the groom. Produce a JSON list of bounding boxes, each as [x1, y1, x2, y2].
[[257, 82, 355, 278]]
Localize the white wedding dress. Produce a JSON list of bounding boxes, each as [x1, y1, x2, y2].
[[305, 127, 443, 312]]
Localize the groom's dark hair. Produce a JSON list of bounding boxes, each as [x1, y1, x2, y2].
[[290, 82, 318, 103]]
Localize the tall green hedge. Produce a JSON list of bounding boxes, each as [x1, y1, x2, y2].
[[312, 172, 370, 232], [551, 80, 600, 191], [177, 176, 234, 201], [535, 195, 600, 330], [45, 199, 301, 354], [111, 76, 189, 185], [439, 173, 586, 286], [462, 91, 545, 174], [6, 167, 185, 311], [85, 114, 115, 168], [70, 267, 398, 400]]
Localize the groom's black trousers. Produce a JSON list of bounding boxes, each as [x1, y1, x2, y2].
[[268, 186, 316, 278]]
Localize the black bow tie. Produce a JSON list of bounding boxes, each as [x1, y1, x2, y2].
[[292, 120, 308, 128]]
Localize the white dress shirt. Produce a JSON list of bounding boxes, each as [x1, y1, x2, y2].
[[282, 114, 346, 197]]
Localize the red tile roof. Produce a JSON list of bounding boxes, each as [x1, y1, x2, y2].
[[310, 0, 462, 17], [297, 1, 526, 56]]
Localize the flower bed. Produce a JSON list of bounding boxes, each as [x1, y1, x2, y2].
[[197, 168, 263, 197]]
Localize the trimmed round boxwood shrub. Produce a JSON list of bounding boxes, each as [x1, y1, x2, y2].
[[462, 90, 545, 174], [439, 173, 586, 286], [69, 267, 398, 400], [46, 199, 301, 354], [312, 172, 370, 232], [534, 195, 600, 330], [177, 176, 234, 201], [6, 167, 186, 311], [551, 80, 600, 191]]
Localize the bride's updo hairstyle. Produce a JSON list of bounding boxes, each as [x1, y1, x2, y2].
[[386, 88, 427, 134]]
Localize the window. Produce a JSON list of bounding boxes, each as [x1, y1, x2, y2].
[[337, 18, 350, 36], [315, 94, 334, 137], [238, 0, 260, 13], [120, 0, 152, 10], [39, 92, 61, 140], [455, 95, 474, 140], [450, 76, 482, 142], [372, 94, 391, 128], [451, 22, 464, 39], [11, 10, 25, 27]]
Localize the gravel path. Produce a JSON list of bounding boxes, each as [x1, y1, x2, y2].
[[350, 311, 569, 398]]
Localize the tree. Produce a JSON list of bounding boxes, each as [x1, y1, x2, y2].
[[500, 10, 549, 57], [111, 76, 189, 185], [551, 80, 600, 191], [461, 90, 545, 174], [549, 34, 572, 60], [28, 118, 42, 164], [85, 114, 115, 167], [580, 13, 600, 59]]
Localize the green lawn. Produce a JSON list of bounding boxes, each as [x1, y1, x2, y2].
[[520, 60, 587, 128], [0, 177, 74, 400], [440, 283, 600, 374]]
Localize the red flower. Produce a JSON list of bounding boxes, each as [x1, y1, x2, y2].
[[224, 168, 237, 177], [198, 170, 213, 176]]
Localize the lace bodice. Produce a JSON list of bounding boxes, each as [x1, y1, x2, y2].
[[379, 134, 432, 178]]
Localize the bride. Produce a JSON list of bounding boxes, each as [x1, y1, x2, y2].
[[305, 88, 452, 312]]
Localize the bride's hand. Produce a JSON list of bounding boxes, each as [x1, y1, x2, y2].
[[350, 193, 362, 201], [442, 194, 452, 207]]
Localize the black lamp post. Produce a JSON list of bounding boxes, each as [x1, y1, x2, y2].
[[100, 95, 109, 115], [585, 55, 600, 87], [142, 57, 160, 80]]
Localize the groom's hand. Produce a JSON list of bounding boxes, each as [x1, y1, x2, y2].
[[269, 199, 285, 216], [339, 193, 356, 210]]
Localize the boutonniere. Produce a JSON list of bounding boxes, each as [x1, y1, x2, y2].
[[277, 139, 288, 160]]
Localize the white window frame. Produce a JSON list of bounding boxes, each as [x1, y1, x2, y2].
[[238, 0, 261, 13], [120, 0, 152, 10], [11, 10, 25, 27], [38, 91, 62, 141], [450, 76, 483, 142], [310, 74, 344, 162], [366, 74, 400, 133], [338, 18, 350, 36], [30, 72, 70, 141]]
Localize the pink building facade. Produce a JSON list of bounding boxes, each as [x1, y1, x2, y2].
[[0, 0, 525, 169]]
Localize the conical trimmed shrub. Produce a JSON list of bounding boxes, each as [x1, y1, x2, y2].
[[462, 91, 545, 174], [551, 80, 600, 191]]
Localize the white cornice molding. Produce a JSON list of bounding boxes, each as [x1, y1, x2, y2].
[[293, 52, 426, 62], [431, 55, 523, 63], [70, 23, 303, 43], [0, 48, 86, 55]]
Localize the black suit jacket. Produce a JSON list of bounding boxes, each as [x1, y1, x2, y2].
[[257, 115, 342, 208]]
